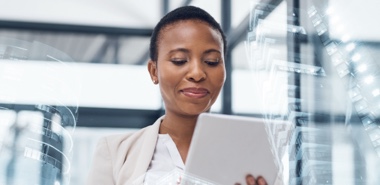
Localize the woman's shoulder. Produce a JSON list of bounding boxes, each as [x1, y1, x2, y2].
[[98, 116, 163, 153], [102, 125, 151, 146], [86, 116, 164, 185]]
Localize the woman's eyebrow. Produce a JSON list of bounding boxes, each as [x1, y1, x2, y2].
[[168, 48, 190, 54], [204, 49, 221, 55]]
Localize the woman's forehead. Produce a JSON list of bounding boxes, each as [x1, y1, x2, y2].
[[160, 20, 219, 38], [158, 20, 222, 44]]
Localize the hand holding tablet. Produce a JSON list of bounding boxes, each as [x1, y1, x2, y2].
[[234, 174, 268, 185]]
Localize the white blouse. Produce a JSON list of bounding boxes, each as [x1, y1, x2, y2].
[[144, 134, 185, 184]]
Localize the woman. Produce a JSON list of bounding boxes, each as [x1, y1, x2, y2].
[[86, 6, 267, 185]]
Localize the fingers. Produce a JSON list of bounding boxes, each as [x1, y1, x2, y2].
[[246, 174, 256, 185], [234, 174, 268, 185], [256, 176, 268, 185], [245, 175, 268, 185]]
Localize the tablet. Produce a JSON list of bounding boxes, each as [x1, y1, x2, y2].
[[184, 113, 282, 185]]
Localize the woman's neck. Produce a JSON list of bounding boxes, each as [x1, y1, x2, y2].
[[159, 112, 197, 141], [159, 112, 198, 163]]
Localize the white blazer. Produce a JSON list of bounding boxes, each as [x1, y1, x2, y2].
[[86, 116, 163, 185]]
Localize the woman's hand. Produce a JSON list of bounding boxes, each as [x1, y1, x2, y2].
[[234, 174, 268, 185]]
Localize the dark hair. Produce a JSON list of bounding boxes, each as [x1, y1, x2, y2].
[[149, 6, 227, 61]]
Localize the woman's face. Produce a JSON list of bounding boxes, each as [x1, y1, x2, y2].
[[148, 20, 226, 117]]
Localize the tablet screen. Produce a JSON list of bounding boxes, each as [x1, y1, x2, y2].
[[185, 113, 283, 185]]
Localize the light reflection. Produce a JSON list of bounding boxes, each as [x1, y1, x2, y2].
[[329, 15, 340, 24], [325, 7, 334, 15], [341, 34, 351, 43], [364, 76, 374, 84], [372, 89, 380, 97], [336, 24, 345, 33], [357, 64, 367, 72], [308, 6, 317, 17], [352, 53, 361, 62], [345, 43, 356, 51]]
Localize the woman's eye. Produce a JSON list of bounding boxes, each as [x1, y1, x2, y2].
[[205, 60, 220, 66], [171, 60, 187, 65]]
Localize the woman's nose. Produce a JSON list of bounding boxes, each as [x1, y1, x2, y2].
[[186, 60, 206, 82]]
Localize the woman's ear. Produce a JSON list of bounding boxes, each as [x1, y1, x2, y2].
[[147, 60, 158, 84]]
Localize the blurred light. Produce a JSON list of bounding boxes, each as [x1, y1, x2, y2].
[[331, 52, 345, 66], [336, 63, 350, 77], [372, 89, 380, 97], [326, 42, 337, 55], [55, 181, 61, 185], [374, 139, 380, 147], [365, 123, 377, 131], [307, 6, 317, 17], [369, 129, 380, 141], [316, 23, 327, 35], [329, 16, 340, 24], [345, 43, 356, 52], [361, 116, 373, 126], [364, 75, 374, 84], [341, 34, 351, 42], [357, 64, 367, 72], [349, 87, 360, 98], [336, 25, 345, 33], [352, 53, 361, 62], [325, 7, 334, 15], [355, 99, 367, 111], [311, 15, 322, 26]]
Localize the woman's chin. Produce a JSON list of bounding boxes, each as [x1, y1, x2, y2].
[[180, 106, 212, 117]]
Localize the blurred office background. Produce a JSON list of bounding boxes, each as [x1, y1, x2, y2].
[[1, 0, 380, 184]]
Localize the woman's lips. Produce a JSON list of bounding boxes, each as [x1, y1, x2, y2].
[[181, 88, 209, 98]]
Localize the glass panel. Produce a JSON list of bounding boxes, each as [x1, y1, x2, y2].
[[69, 127, 137, 185], [242, 0, 380, 184], [0, 0, 162, 28], [1, 0, 380, 184], [0, 30, 151, 65], [0, 37, 79, 184], [0, 60, 161, 109]]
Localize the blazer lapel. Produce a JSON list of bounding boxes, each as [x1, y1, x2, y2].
[[121, 116, 163, 185]]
